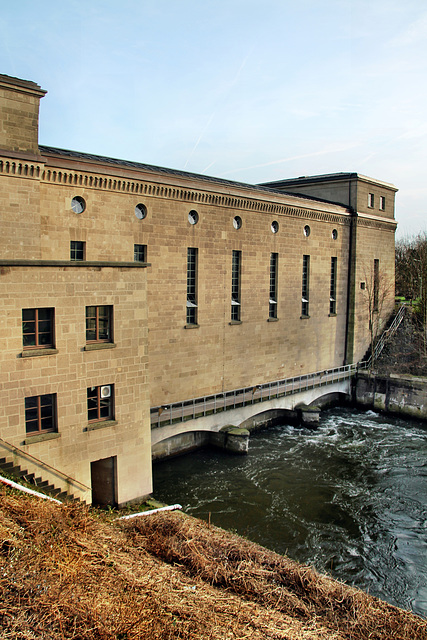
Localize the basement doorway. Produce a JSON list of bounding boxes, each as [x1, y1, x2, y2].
[[91, 456, 117, 507]]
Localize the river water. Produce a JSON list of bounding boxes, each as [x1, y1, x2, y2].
[[152, 407, 427, 618]]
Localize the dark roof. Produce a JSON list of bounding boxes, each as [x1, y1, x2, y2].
[[0, 74, 46, 95], [261, 172, 397, 191], [39, 145, 348, 208]]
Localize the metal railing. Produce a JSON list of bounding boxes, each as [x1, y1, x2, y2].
[[151, 364, 357, 429], [0, 437, 90, 491], [363, 304, 407, 369], [151, 304, 407, 430]]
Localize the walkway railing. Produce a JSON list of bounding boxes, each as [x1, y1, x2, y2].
[[151, 364, 357, 429], [364, 304, 407, 369], [0, 437, 90, 491], [151, 304, 407, 430]]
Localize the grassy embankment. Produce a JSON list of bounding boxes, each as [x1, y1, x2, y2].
[[1, 488, 425, 639]]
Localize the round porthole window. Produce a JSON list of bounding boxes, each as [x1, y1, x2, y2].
[[188, 210, 199, 225], [135, 203, 147, 220], [271, 220, 279, 234], [71, 196, 86, 214], [303, 225, 311, 237], [332, 228, 338, 240], [233, 215, 242, 230]]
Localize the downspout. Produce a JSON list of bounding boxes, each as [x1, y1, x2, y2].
[[344, 177, 358, 365]]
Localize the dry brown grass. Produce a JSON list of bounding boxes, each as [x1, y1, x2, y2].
[[0, 488, 425, 639]]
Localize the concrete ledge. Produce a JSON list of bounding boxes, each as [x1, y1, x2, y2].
[[84, 343, 116, 351], [21, 348, 58, 357], [85, 420, 118, 432], [23, 432, 61, 445]]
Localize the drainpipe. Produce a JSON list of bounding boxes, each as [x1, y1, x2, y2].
[[344, 206, 357, 365]]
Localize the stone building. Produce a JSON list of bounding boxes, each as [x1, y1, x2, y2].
[[0, 74, 397, 505]]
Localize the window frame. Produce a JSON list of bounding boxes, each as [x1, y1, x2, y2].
[[25, 393, 57, 435], [379, 196, 385, 211], [70, 240, 85, 261], [301, 255, 310, 317], [186, 247, 198, 325], [231, 250, 242, 322], [22, 308, 55, 350], [87, 385, 114, 423], [329, 257, 337, 315], [368, 193, 375, 208], [134, 244, 147, 262], [85, 305, 113, 344], [269, 253, 278, 319]]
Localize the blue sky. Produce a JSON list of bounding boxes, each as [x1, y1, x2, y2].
[[1, 0, 426, 236]]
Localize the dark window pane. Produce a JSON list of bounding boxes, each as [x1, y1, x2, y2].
[[86, 318, 97, 341], [22, 309, 35, 322], [88, 408, 98, 421], [100, 399, 111, 419], [23, 333, 36, 347], [25, 396, 38, 410], [25, 407, 38, 422], [38, 309, 51, 321], [41, 417, 53, 430], [98, 318, 110, 340]]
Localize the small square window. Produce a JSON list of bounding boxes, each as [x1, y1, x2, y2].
[[22, 308, 54, 349], [368, 193, 375, 208], [134, 244, 147, 262], [86, 306, 113, 343], [70, 241, 85, 261], [25, 394, 57, 434], [87, 385, 114, 423], [379, 196, 385, 211]]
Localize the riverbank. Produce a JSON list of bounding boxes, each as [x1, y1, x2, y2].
[[354, 371, 427, 420], [1, 488, 425, 639]]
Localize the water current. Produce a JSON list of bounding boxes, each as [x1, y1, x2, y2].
[[152, 407, 427, 618]]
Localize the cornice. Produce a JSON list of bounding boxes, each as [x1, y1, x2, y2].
[[38, 163, 352, 225], [0, 156, 44, 179], [356, 216, 397, 232]]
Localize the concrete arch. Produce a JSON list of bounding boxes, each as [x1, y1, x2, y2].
[[151, 381, 352, 460]]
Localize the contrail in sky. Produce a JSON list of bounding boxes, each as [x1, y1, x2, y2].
[[221, 144, 360, 177], [184, 48, 254, 170]]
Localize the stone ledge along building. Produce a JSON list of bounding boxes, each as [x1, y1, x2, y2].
[[0, 74, 397, 506]]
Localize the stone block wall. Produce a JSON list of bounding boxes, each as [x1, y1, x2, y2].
[[0, 265, 151, 505]]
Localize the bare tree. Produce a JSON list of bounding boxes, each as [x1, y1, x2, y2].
[[395, 232, 427, 356], [361, 261, 393, 370]]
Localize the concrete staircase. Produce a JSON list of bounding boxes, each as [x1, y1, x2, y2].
[[0, 456, 78, 502]]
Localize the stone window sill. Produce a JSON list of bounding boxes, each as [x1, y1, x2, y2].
[[267, 317, 279, 322], [21, 348, 58, 358], [300, 315, 310, 320], [24, 432, 60, 445], [84, 343, 116, 351], [185, 323, 199, 329], [229, 320, 242, 325], [328, 313, 337, 317], [85, 419, 117, 432]]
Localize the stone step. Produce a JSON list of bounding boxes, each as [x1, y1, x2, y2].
[[0, 456, 78, 502]]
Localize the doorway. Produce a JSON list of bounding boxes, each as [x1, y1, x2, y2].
[[90, 456, 117, 507]]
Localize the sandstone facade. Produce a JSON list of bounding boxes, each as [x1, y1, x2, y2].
[[0, 74, 397, 504]]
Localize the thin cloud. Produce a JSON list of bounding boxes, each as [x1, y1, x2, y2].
[[184, 47, 255, 169], [390, 13, 427, 46], [221, 144, 360, 177]]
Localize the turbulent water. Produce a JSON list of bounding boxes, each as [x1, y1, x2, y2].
[[152, 407, 427, 618]]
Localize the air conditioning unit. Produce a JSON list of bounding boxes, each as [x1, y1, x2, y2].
[[100, 385, 111, 399]]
